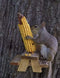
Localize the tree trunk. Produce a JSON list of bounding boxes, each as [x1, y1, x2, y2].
[[0, 0, 60, 78]]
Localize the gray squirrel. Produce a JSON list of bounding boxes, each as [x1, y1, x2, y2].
[[25, 22, 58, 78], [26, 22, 58, 62]]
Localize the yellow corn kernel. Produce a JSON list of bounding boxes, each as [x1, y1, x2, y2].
[[29, 53, 31, 56], [18, 16, 36, 53], [25, 53, 28, 56]]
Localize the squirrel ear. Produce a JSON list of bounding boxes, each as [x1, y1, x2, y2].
[[41, 21, 46, 27]]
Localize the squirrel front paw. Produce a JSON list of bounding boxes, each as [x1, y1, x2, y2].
[[25, 35, 31, 40]]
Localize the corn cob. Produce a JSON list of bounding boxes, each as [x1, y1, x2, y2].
[[18, 16, 36, 53]]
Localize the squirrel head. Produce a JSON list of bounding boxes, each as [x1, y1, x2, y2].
[[31, 21, 46, 35], [31, 25, 39, 36]]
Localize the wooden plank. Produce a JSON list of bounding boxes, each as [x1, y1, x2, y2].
[[17, 59, 29, 72], [21, 52, 39, 60], [31, 60, 42, 73]]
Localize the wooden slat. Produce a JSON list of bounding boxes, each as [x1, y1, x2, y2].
[[31, 60, 42, 73], [21, 52, 39, 60], [17, 59, 29, 72]]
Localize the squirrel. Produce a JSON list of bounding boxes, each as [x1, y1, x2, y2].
[[25, 22, 58, 78], [26, 21, 58, 61]]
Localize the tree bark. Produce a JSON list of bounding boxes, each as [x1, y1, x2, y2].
[[0, 0, 60, 78]]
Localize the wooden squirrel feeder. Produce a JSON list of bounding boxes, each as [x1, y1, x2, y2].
[[10, 13, 49, 73]]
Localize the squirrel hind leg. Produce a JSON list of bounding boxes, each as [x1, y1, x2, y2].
[[40, 45, 54, 61], [47, 50, 55, 61]]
